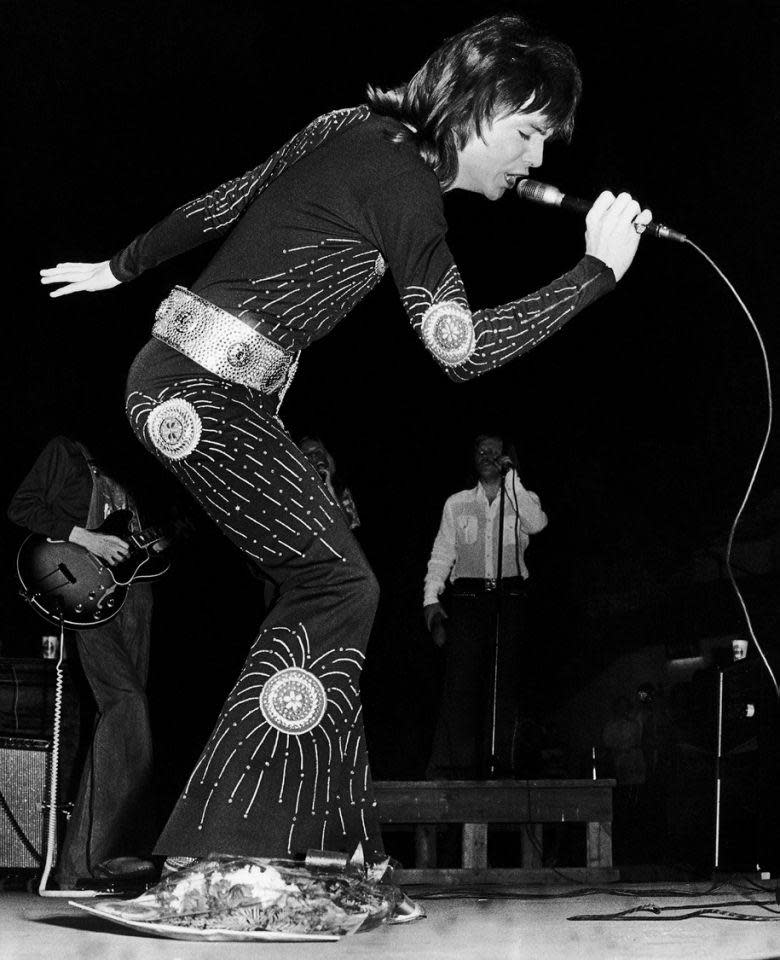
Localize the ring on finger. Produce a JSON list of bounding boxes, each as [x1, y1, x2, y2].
[[633, 221, 647, 235]]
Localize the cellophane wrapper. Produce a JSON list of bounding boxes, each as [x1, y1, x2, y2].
[[83, 854, 405, 936]]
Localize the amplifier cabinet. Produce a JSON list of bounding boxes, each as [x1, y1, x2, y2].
[[0, 658, 57, 739], [0, 737, 55, 869]]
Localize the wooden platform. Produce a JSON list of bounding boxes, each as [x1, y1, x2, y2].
[[373, 779, 618, 884]]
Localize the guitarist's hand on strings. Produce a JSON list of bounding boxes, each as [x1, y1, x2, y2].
[[69, 526, 130, 566], [40, 260, 121, 298]]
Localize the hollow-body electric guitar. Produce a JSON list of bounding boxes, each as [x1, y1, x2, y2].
[[16, 509, 170, 628]]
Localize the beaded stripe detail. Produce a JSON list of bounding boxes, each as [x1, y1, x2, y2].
[[180, 107, 372, 236], [404, 263, 606, 380], [187, 622, 372, 854], [237, 238, 386, 350]]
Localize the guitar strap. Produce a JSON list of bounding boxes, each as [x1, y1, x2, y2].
[[74, 442, 142, 533]]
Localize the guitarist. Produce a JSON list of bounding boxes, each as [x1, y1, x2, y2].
[[8, 435, 157, 888]]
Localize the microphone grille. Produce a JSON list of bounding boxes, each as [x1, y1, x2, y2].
[[516, 179, 547, 202], [516, 179, 563, 206]]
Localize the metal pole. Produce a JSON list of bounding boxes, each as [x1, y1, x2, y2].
[[488, 474, 507, 778], [38, 617, 103, 898], [714, 667, 724, 870]]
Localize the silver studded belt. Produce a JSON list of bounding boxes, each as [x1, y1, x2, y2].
[[152, 286, 295, 394]]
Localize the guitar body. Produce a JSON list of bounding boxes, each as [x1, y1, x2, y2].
[[16, 510, 170, 629]]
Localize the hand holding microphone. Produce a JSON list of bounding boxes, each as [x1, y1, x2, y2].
[[516, 178, 686, 282], [585, 190, 653, 282]]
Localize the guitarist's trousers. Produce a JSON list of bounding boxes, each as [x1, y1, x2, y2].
[[126, 338, 383, 859], [57, 582, 155, 885]]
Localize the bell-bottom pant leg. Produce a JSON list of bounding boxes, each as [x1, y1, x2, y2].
[[126, 373, 383, 859]]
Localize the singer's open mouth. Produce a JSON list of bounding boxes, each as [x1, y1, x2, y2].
[[504, 173, 526, 187]]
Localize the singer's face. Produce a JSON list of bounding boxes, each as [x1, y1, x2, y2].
[[451, 108, 551, 200], [475, 436, 503, 482]]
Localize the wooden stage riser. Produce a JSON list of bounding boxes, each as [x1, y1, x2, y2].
[[372, 781, 616, 876], [390, 821, 614, 871], [392, 868, 620, 885], [373, 780, 615, 824]]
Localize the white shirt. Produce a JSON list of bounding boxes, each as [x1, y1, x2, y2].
[[423, 470, 547, 606]]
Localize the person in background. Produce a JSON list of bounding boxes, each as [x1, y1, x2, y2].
[[423, 433, 547, 777], [8, 436, 157, 888], [602, 695, 646, 792], [299, 437, 361, 531], [602, 693, 646, 864]]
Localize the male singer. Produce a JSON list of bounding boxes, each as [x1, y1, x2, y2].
[[40, 13, 649, 870], [423, 434, 546, 777]]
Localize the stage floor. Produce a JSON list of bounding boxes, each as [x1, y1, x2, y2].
[[3, 881, 779, 959]]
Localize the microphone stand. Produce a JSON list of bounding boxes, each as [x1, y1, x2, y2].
[[486, 466, 509, 779], [713, 665, 724, 871], [38, 614, 104, 898]]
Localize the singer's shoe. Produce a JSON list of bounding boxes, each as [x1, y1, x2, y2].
[[92, 856, 158, 881], [161, 855, 198, 877], [54, 857, 157, 892]]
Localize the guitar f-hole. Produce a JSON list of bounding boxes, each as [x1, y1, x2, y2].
[[58, 563, 77, 584]]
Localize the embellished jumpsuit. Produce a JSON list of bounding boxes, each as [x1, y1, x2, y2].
[[116, 106, 615, 859]]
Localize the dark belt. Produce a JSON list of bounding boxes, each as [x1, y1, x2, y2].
[[451, 577, 525, 595]]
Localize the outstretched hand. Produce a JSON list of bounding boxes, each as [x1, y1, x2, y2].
[[40, 261, 120, 298], [585, 192, 652, 283]]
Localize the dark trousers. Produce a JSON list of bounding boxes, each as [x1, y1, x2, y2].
[[125, 341, 383, 859], [56, 582, 154, 884], [427, 583, 525, 779]]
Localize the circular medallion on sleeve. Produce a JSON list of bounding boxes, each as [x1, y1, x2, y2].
[[146, 397, 202, 461], [420, 301, 476, 367], [260, 667, 328, 735]]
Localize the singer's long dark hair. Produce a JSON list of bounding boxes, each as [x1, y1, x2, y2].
[[366, 13, 582, 188]]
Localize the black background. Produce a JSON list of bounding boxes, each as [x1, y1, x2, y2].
[[3, 0, 779, 850]]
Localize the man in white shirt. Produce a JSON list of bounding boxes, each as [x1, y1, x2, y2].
[[423, 434, 547, 778]]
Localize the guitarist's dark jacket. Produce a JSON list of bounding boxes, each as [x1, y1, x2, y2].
[[8, 436, 96, 539]]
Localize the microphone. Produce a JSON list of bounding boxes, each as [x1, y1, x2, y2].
[[516, 179, 687, 243], [495, 455, 514, 473]]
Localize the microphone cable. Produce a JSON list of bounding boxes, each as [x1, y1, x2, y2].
[[684, 239, 778, 698], [515, 181, 777, 695]]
